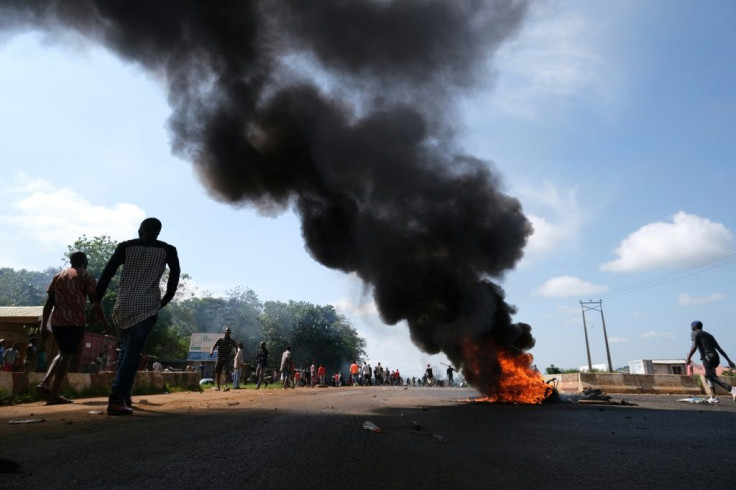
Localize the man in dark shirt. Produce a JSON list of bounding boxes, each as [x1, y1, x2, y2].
[[686, 320, 736, 404], [255, 341, 269, 389], [210, 327, 237, 391], [92, 217, 180, 415]]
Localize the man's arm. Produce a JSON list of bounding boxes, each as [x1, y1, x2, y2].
[[91, 244, 125, 325], [160, 246, 180, 308], [93, 243, 125, 303], [685, 341, 697, 364], [40, 291, 55, 345], [714, 341, 736, 368]]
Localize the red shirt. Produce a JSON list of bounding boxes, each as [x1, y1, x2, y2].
[[318, 366, 326, 376], [48, 267, 96, 327]]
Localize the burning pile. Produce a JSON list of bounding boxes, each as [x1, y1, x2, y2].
[[463, 338, 552, 404], [1, 1, 541, 399]]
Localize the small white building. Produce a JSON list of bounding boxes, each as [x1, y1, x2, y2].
[[578, 363, 608, 373], [629, 359, 686, 375]]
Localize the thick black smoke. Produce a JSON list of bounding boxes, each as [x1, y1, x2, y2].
[[1, 0, 535, 394]]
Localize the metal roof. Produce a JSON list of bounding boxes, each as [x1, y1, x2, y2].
[[0, 306, 44, 321]]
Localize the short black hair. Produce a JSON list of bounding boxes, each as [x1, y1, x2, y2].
[[140, 217, 162, 235], [70, 251, 88, 268]]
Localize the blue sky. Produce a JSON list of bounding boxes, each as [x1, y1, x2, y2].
[[2, 1, 735, 376]]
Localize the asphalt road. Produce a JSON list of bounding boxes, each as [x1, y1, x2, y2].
[[1, 387, 735, 489]]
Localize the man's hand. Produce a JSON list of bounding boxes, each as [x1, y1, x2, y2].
[[729, 361, 736, 369], [91, 302, 115, 335], [685, 358, 691, 365]]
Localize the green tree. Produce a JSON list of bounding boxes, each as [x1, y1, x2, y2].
[[545, 364, 562, 375], [0, 267, 58, 306], [167, 286, 264, 360], [259, 300, 366, 374]]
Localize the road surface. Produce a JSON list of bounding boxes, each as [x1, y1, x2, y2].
[[1, 387, 735, 489]]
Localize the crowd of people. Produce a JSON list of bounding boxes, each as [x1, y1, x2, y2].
[[201, 333, 461, 391]]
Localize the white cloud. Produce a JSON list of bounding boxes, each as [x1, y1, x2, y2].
[[533, 275, 608, 298], [600, 212, 734, 272], [491, 3, 618, 120], [678, 293, 728, 306], [640, 331, 676, 340], [516, 183, 585, 260], [0, 174, 145, 267], [608, 337, 629, 344]]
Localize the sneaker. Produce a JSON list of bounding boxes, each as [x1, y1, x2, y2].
[[707, 396, 719, 405], [731, 386, 736, 402], [107, 402, 134, 416]]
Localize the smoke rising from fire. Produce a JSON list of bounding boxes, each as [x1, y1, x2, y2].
[[1, 0, 537, 396]]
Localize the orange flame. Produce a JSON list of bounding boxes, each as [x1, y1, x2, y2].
[[462, 338, 551, 404]]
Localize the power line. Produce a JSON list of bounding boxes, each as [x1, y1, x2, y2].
[[532, 249, 736, 333]]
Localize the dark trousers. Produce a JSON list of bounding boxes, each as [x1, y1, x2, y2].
[[110, 315, 157, 401]]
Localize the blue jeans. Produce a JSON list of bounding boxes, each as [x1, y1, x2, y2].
[[233, 368, 241, 388], [111, 315, 157, 401]]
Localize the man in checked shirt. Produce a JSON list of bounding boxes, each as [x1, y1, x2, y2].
[[92, 217, 180, 416]]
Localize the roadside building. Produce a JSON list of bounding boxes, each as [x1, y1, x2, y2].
[[629, 359, 687, 375]]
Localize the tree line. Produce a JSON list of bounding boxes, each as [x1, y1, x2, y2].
[[0, 236, 366, 374]]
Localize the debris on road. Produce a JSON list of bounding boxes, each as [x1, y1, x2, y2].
[[677, 397, 708, 404], [557, 388, 637, 406], [8, 418, 45, 424], [362, 420, 382, 432]]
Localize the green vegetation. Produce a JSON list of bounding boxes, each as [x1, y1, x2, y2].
[[1, 234, 368, 376]]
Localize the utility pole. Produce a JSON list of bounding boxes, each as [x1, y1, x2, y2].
[[580, 300, 613, 372], [580, 301, 593, 372]]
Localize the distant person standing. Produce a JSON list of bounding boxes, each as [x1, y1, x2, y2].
[[686, 321, 736, 404], [318, 363, 326, 385], [280, 346, 294, 389], [3, 342, 20, 372], [233, 342, 245, 389], [446, 365, 455, 387], [92, 217, 180, 416], [210, 327, 237, 391], [349, 360, 360, 386], [36, 252, 97, 405], [425, 364, 434, 386], [255, 341, 270, 389]]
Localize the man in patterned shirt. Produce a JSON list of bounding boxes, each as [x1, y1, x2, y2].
[[92, 218, 180, 416], [210, 327, 237, 391], [37, 251, 96, 405]]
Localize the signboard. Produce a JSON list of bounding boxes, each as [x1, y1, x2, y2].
[[187, 333, 219, 361]]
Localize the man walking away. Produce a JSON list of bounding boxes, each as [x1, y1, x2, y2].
[[255, 341, 269, 389], [37, 252, 96, 405], [210, 327, 237, 391], [92, 217, 180, 416], [686, 320, 736, 404]]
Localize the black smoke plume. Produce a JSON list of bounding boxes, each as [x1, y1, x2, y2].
[[1, 0, 536, 396]]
